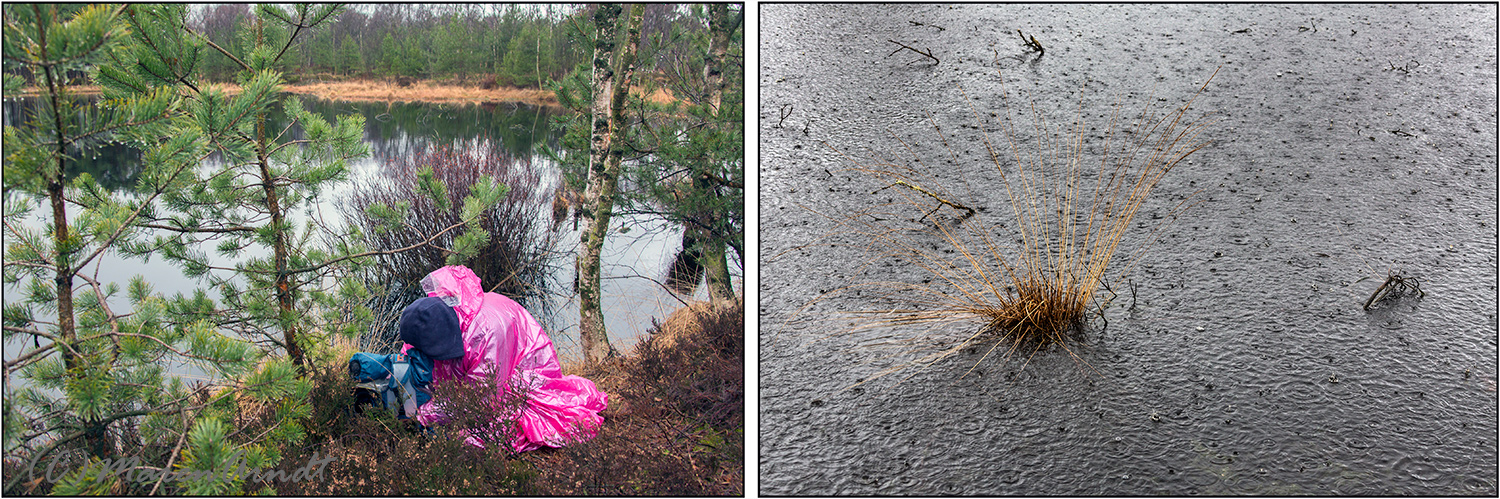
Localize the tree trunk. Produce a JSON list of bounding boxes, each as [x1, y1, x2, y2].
[[259, 117, 304, 373], [702, 234, 735, 304], [699, 4, 738, 305], [705, 4, 731, 118], [578, 4, 642, 364], [246, 14, 305, 374], [37, 15, 117, 458], [41, 71, 77, 373]]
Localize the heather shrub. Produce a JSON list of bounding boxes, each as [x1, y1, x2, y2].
[[277, 362, 536, 495], [531, 298, 744, 495]]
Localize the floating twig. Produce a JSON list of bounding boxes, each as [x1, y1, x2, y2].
[[1385, 59, 1419, 74], [909, 20, 945, 32], [873, 180, 976, 221], [1017, 29, 1044, 56], [1362, 271, 1425, 310], [886, 40, 940, 65], [777, 104, 793, 128]]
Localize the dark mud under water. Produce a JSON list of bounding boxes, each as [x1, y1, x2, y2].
[[759, 4, 1497, 495]]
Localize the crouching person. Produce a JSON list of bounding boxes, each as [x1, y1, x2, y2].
[[398, 265, 607, 452]]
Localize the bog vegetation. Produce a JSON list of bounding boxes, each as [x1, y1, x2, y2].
[[801, 68, 1216, 386], [2, 3, 742, 495]]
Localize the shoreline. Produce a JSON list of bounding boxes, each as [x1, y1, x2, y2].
[[12, 78, 561, 107]]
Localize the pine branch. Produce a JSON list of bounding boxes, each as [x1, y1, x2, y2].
[[3, 384, 225, 493], [184, 24, 250, 72]]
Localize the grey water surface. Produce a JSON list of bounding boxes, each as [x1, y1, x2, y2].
[[760, 4, 1497, 495]]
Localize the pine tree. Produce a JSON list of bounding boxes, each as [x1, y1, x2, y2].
[[3, 4, 261, 493], [631, 4, 744, 306], [377, 32, 398, 76], [336, 36, 360, 76], [7, 5, 516, 494], [124, 3, 505, 374], [121, 4, 362, 376]]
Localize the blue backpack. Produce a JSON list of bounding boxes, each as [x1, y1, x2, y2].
[[349, 350, 434, 420]]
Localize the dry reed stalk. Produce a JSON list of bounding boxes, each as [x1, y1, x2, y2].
[[796, 67, 1218, 386]]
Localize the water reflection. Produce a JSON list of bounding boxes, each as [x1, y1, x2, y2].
[[2, 97, 146, 192], [3, 93, 688, 368]]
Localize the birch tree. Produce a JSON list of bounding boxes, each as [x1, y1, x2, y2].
[[577, 4, 644, 364]]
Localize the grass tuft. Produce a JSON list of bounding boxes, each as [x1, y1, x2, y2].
[[801, 67, 1219, 385]]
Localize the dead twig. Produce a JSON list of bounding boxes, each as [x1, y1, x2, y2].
[[873, 180, 975, 221], [886, 40, 940, 65], [776, 104, 793, 128], [1385, 59, 1419, 74], [1017, 29, 1044, 56], [1362, 271, 1425, 310], [909, 20, 945, 32]]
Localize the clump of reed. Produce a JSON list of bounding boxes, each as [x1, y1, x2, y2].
[[806, 67, 1217, 383], [345, 140, 561, 319]]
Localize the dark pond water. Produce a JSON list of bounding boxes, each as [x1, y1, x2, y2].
[[760, 4, 1497, 495], [3, 93, 693, 366]]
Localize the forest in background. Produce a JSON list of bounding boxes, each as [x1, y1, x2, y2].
[[4, 4, 714, 90], [196, 4, 580, 87]]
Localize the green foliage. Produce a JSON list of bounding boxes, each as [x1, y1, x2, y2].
[[363, 199, 410, 236], [0, 5, 265, 495], [116, 4, 203, 88], [179, 417, 240, 495], [184, 5, 589, 85], [416, 166, 451, 212], [335, 36, 360, 75], [48, 456, 121, 495], [377, 32, 399, 76], [500, 22, 552, 88], [547, 4, 745, 303]]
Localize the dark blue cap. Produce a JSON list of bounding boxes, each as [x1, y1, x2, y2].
[[399, 297, 463, 360]]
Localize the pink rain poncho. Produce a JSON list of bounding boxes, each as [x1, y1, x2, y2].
[[402, 265, 607, 452]]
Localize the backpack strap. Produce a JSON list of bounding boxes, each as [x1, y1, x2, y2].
[[391, 353, 418, 418]]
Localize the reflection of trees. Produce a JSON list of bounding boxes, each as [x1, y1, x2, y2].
[[4, 98, 145, 192], [5, 95, 561, 196], [296, 97, 559, 159], [210, 96, 564, 190]]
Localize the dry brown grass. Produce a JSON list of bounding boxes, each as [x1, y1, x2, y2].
[[15, 79, 563, 107], [277, 79, 560, 106], [10, 85, 100, 96], [15, 79, 685, 108], [531, 297, 744, 495], [798, 68, 1218, 385], [643, 86, 677, 106]]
